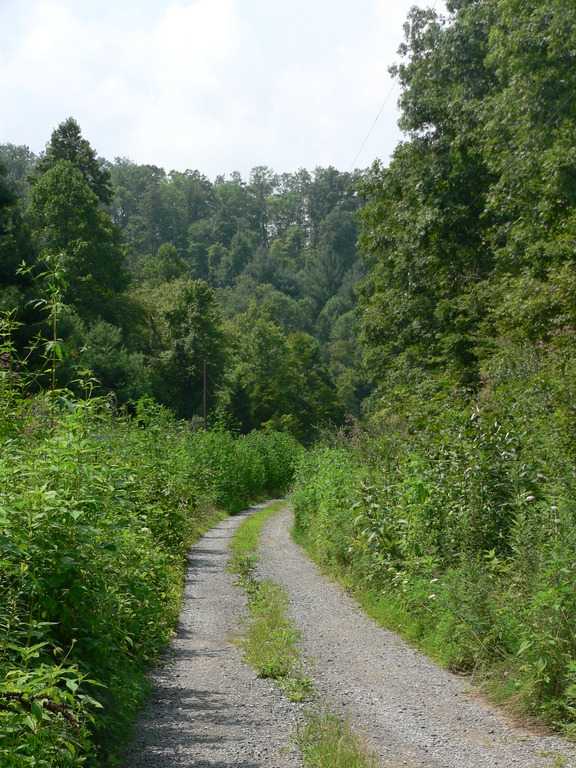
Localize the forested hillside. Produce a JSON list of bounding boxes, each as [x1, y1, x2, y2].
[[0, 115, 366, 762], [1, 126, 367, 442], [3, 0, 576, 762], [294, 0, 576, 737]]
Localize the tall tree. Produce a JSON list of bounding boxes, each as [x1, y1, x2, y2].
[[481, 0, 576, 276], [0, 161, 34, 306], [27, 160, 129, 320], [35, 117, 112, 204], [357, 1, 496, 388], [27, 121, 132, 323], [151, 278, 225, 418], [248, 165, 279, 247]]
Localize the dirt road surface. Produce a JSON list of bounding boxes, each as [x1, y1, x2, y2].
[[123, 503, 576, 767]]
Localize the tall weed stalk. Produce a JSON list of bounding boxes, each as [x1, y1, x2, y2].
[[291, 348, 576, 733], [1, 395, 302, 765]]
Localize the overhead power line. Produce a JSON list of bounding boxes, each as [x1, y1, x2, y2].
[[348, 79, 399, 173], [349, 0, 440, 172]]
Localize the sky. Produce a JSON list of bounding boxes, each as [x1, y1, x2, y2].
[[0, 0, 445, 180]]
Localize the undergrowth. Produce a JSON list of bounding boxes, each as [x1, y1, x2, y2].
[[291, 364, 576, 738], [0, 390, 301, 766]]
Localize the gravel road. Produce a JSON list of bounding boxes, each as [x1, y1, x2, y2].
[[121, 503, 304, 768], [123, 502, 576, 767]]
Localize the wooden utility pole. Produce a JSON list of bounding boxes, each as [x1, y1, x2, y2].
[[203, 359, 207, 430]]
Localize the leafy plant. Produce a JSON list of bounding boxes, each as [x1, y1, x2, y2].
[[0, 391, 302, 765]]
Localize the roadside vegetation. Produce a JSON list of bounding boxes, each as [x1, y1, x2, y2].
[[229, 503, 378, 768], [0, 364, 301, 766], [3, 0, 576, 759], [291, 410, 576, 736], [292, 0, 576, 739]]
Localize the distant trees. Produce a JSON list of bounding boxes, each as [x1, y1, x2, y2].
[[104, 156, 368, 428], [1, 118, 366, 435], [215, 304, 342, 441], [5, 3, 574, 447], [27, 160, 129, 320], [0, 160, 33, 304]]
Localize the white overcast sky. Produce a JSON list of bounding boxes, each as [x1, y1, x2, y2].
[[0, 0, 445, 180]]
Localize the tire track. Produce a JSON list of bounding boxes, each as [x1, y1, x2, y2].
[[121, 503, 303, 768], [256, 506, 576, 768]]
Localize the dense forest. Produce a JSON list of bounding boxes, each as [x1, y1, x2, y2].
[[0, 125, 367, 442], [0, 112, 367, 763], [2, 0, 576, 763]]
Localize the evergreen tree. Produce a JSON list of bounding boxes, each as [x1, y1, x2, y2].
[[35, 117, 112, 204], [27, 159, 129, 321]]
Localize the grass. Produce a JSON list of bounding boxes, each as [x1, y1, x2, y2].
[[228, 501, 379, 767], [228, 501, 312, 701], [228, 500, 288, 562], [295, 707, 379, 768]]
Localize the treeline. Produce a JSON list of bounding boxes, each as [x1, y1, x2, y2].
[[1, 124, 368, 442], [0, 119, 317, 761], [294, 0, 576, 734], [0, 120, 368, 763]]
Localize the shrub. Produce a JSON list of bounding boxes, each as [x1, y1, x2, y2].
[[0, 394, 303, 765]]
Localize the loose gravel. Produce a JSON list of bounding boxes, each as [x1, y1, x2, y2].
[[122, 502, 576, 768], [121, 503, 304, 768], [257, 506, 576, 768]]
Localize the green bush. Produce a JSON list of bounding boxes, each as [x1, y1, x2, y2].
[[291, 345, 576, 732], [0, 393, 302, 765], [292, 444, 363, 568]]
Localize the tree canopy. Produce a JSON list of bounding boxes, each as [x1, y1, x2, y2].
[[357, 0, 576, 400], [1, 121, 366, 439]]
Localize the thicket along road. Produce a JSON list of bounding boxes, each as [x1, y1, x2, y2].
[[122, 503, 576, 767]]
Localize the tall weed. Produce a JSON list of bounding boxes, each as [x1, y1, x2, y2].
[[292, 342, 576, 731], [0, 393, 302, 765]]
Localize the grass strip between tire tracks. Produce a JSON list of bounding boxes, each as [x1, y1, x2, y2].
[[228, 501, 378, 768]]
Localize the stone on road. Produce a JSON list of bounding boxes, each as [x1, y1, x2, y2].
[[121, 504, 302, 768]]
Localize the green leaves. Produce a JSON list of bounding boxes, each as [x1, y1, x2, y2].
[[215, 304, 342, 442], [35, 117, 112, 205], [0, 660, 96, 766], [27, 121, 130, 325], [0, 392, 302, 763], [358, 0, 576, 400], [149, 277, 225, 418]]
